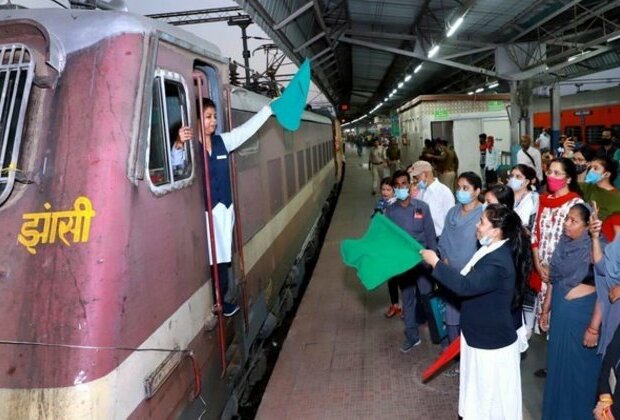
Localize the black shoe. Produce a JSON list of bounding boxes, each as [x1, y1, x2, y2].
[[534, 368, 547, 378], [223, 302, 240, 317]]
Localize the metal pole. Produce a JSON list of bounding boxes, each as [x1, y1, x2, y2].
[[240, 23, 251, 87], [193, 72, 227, 377]]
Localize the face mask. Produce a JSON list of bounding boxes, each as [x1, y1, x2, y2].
[[481, 202, 488, 212], [479, 235, 493, 247], [507, 177, 525, 191], [547, 175, 567, 193], [575, 164, 587, 175], [417, 180, 427, 190], [584, 170, 604, 185], [456, 190, 473, 205], [394, 188, 409, 201]]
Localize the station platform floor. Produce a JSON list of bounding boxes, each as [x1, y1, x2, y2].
[[256, 144, 546, 419]]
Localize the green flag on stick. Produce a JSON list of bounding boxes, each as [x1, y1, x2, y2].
[[340, 214, 424, 290], [270, 58, 311, 131]]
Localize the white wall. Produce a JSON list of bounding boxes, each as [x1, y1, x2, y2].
[[452, 117, 511, 175]]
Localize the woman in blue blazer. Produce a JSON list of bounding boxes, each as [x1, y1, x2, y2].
[[421, 204, 531, 420]]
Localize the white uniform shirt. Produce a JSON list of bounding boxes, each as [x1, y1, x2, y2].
[[536, 133, 550, 150], [516, 146, 543, 181], [419, 178, 455, 237]]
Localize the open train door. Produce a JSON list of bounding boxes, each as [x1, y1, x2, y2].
[[192, 68, 229, 377]]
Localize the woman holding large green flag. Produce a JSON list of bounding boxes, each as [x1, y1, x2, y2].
[[421, 204, 531, 420]]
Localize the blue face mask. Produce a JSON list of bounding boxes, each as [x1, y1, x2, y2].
[[585, 169, 604, 185], [394, 188, 409, 201], [417, 180, 427, 190], [456, 190, 473, 205], [507, 177, 525, 191], [478, 235, 493, 247]]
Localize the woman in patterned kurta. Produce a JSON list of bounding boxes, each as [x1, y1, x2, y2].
[[531, 158, 584, 337]]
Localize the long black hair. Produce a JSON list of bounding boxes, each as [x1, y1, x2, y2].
[[485, 183, 515, 208], [484, 203, 532, 309]]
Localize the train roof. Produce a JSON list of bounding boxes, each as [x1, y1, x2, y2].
[[0, 9, 226, 65], [231, 87, 332, 125]]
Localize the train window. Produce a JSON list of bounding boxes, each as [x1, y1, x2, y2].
[[267, 157, 283, 214], [533, 127, 542, 140], [586, 125, 605, 145], [284, 153, 296, 199], [565, 126, 581, 141], [0, 44, 35, 206], [147, 71, 193, 190], [313, 145, 319, 174], [297, 149, 305, 188], [305, 147, 312, 178]]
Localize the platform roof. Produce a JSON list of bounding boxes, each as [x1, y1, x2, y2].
[[236, 0, 620, 121]]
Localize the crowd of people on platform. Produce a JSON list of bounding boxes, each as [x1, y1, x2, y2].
[[367, 129, 620, 420]]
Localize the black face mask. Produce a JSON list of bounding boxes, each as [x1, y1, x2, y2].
[[575, 164, 587, 174]]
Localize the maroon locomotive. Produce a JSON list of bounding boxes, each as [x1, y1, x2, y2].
[[0, 8, 339, 419]]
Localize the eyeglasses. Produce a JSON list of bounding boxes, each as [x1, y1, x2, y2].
[[545, 170, 566, 177]]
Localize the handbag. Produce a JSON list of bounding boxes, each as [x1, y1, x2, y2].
[[421, 292, 448, 344]]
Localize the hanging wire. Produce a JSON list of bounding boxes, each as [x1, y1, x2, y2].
[[49, 0, 69, 8]]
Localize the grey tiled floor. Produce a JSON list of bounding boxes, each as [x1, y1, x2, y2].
[[256, 144, 544, 419]]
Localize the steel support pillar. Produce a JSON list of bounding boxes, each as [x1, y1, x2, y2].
[[550, 84, 561, 152]]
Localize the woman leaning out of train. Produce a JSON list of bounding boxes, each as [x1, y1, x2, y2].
[[580, 156, 620, 222], [436, 172, 483, 348], [421, 204, 531, 420], [539, 203, 601, 420], [176, 98, 273, 317], [593, 218, 620, 420]]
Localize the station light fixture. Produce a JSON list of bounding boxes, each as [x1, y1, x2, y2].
[[384, 97, 388, 102], [404, 74, 412, 82], [467, 91, 474, 95], [487, 81, 499, 89], [607, 32, 620, 43], [567, 50, 590, 62], [398, 82, 404, 88], [475, 87, 484, 93], [391, 89, 397, 94], [446, 15, 464, 38], [428, 45, 440, 58], [414, 64, 423, 73]]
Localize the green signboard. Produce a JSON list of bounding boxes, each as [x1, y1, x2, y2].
[[487, 101, 505, 112], [434, 108, 449, 119], [391, 113, 400, 137]]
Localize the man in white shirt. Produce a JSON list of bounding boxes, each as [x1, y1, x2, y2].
[[536, 128, 550, 150], [516, 134, 543, 182], [410, 160, 455, 238]]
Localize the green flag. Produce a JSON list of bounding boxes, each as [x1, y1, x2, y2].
[[340, 214, 424, 290], [270, 58, 311, 131]]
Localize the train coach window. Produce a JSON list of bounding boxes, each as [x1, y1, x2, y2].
[[148, 71, 193, 190], [0, 44, 35, 206], [586, 125, 605, 145]]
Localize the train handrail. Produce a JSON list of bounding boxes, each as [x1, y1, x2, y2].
[[225, 85, 250, 334], [193, 70, 227, 378]]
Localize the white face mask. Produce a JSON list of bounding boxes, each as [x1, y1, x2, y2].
[[507, 177, 525, 191]]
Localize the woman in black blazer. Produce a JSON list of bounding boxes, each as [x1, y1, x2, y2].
[[421, 204, 531, 420]]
